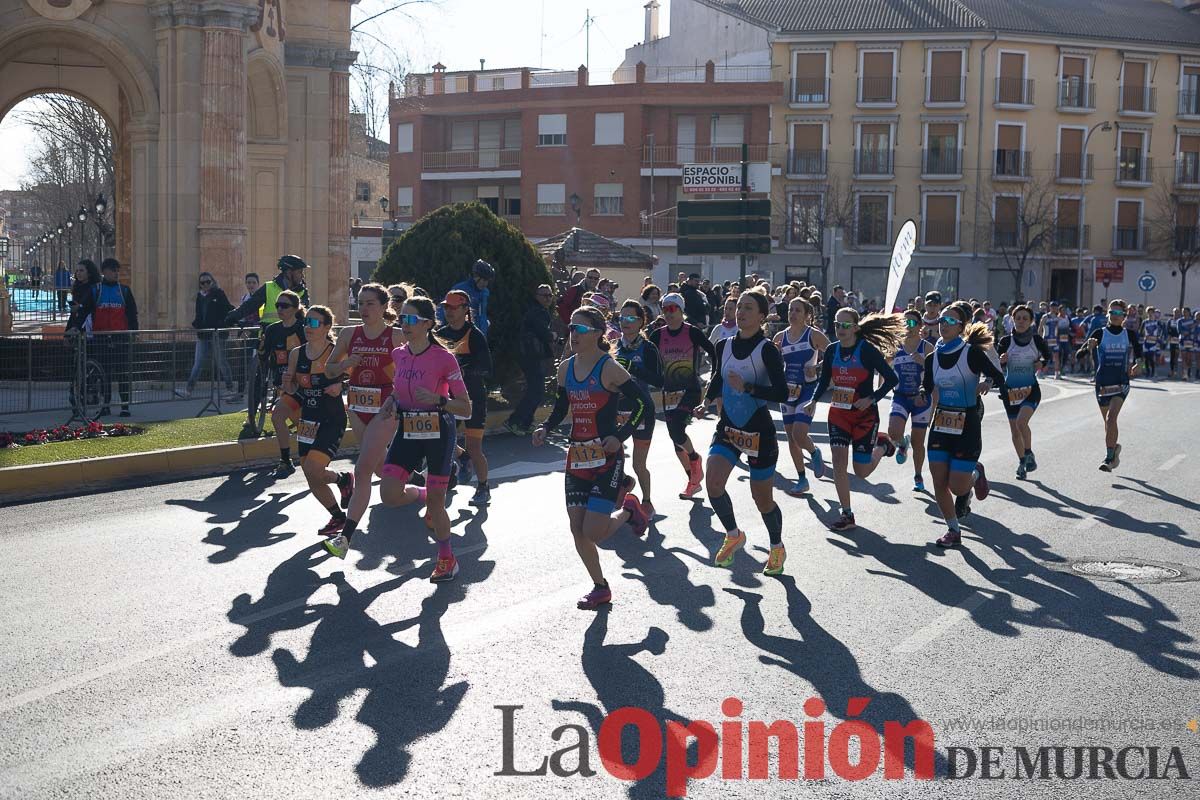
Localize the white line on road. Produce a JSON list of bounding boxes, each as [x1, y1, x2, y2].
[[891, 593, 990, 654], [1158, 454, 1187, 471], [1073, 499, 1126, 530]]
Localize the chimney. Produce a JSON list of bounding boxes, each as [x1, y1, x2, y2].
[[644, 0, 660, 43]]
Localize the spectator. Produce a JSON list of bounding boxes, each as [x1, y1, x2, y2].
[[234, 272, 261, 396], [54, 262, 71, 314], [641, 283, 663, 321], [439, 259, 494, 334], [557, 268, 599, 323], [506, 283, 556, 435], [825, 284, 845, 336], [30, 263, 43, 298], [709, 296, 739, 345], [238, 273, 261, 325], [65, 259, 101, 333], [596, 278, 618, 310], [701, 278, 722, 325], [80, 258, 139, 417], [680, 272, 710, 328], [177, 271, 237, 400]]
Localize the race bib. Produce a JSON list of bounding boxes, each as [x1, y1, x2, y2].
[[1169, 336, 1181, 345], [831, 386, 856, 409], [726, 427, 760, 458], [1007, 386, 1033, 405], [347, 385, 382, 414], [1058, 335, 1069, 343], [402, 411, 440, 439], [274, 350, 289, 366], [1185, 341, 1196, 352], [662, 390, 685, 411], [296, 419, 319, 444], [1144, 336, 1157, 346], [568, 439, 607, 470], [787, 383, 804, 402], [932, 409, 966, 435], [1098, 384, 1125, 397]]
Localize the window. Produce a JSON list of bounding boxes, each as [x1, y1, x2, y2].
[[1177, 202, 1199, 253], [477, 185, 500, 214], [396, 122, 414, 153], [537, 183, 565, 215], [995, 124, 1026, 177], [789, 194, 822, 246], [1057, 127, 1085, 180], [856, 123, 892, 176], [451, 121, 474, 151], [785, 265, 824, 286], [924, 122, 960, 175], [1055, 197, 1083, 250], [860, 50, 896, 104], [504, 118, 522, 149], [710, 114, 745, 160], [395, 186, 413, 217], [922, 194, 958, 247], [856, 194, 890, 246], [1120, 61, 1151, 113], [993, 196, 1020, 248], [676, 115, 696, 163], [1118, 130, 1148, 182], [449, 185, 475, 204], [927, 49, 964, 104], [1059, 56, 1092, 109], [1115, 200, 1143, 250], [919, 267, 958, 298], [355, 182, 370, 202], [478, 120, 503, 167], [503, 196, 522, 217], [997, 51, 1029, 104], [593, 183, 624, 215], [789, 123, 825, 174], [1178, 134, 1200, 185], [594, 112, 624, 146], [537, 114, 566, 146], [792, 51, 828, 103], [850, 267, 887, 308]]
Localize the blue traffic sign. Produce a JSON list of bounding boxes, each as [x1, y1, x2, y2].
[[1137, 272, 1156, 292]]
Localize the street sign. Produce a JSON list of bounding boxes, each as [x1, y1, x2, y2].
[[676, 199, 772, 256], [1094, 258, 1124, 287], [1138, 271, 1157, 292], [681, 162, 771, 194]]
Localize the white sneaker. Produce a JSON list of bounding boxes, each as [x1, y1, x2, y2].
[[174, 387, 193, 399]]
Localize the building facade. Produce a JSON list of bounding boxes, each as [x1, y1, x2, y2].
[[0, 189, 45, 274]]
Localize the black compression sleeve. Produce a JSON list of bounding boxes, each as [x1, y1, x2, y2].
[[543, 385, 569, 430], [967, 346, 1007, 388], [862, 342, 899, 402], [1034, 335, 1053, 363], [641, 341, 664, 387], [996, 335, 1012, 356], [615, 379, 652, 441], [705, 339, 726, 402], [922, 354, 935, 396], [810, 348, 836, 400], [748, 341, 789, 403]]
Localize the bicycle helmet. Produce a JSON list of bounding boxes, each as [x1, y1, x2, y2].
[[277, 254, 308, 273], [472, 259, 495, 281]]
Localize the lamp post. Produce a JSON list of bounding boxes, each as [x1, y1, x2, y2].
[[94, 193, 108, 262], [65, 219, 74, 268], [1076, 120, 1112, 307], [56, 224, 64, 271], [77, 207, 87, 265]]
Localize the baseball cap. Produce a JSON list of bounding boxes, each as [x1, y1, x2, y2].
[[924, 291, 942, 303], [588, 294, 612, 311], [661, 292, 685, 310]]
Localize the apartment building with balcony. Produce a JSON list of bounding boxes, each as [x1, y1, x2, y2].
[[697, 0, 1200, 307], [388, 60, 782, 287]]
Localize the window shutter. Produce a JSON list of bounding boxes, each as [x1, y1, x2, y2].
[[395, 123, 413, 153], [997, 125, 1022, 151], [594, 112, 624, 145]]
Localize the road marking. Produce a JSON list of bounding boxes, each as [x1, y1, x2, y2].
[[891, 593, 990, 654], [1073, 499, 1125, 530], [1158, 454, 1186, 471]]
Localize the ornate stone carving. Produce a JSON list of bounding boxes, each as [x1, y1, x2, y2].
[[25, 0, 103, 22], [250, 0, 285, 41]]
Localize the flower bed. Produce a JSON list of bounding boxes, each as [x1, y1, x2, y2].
[[0, 421, 146, 449]]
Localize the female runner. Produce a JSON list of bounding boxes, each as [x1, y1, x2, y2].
[[922, 302, 1008, 546], [804, 309, 903, 532], [321, 283, 405, 542], [281, 305, 351, 536], [258, 290, 305, 478], [888, 309, 933, 492], [323, 297, 470, 581], [704, 289, 790, 574], [437, 289, 493, 505], [773, 297, 829, 495], [1140, 307, 1162, 380], [532, 307, 653, 609], [614, 300, 663, 517], [995, 304, 1052, 479], [1076, 299, 1142, 472]]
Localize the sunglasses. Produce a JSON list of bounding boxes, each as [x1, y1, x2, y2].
[[940, 316, 962, 326], [399, 313, 430, 325], [905, 318, 919, 328], [662, 305, 682, 313], [304, 317, 324, 328], [1108, 309, 1127, 317], [619, 314, 641, 323], [199, 280, 212, 286], [569, 323, 601, 334], [275, 302, 295, 310], [835, 321, 856, 330]]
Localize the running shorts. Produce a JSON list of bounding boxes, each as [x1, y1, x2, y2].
[[889, 392, 933, 429], [829, 406, 880, 464], [1001, 383, 1042, 419], [709, 417, 779, 480], [383, 409, 458, 480], [927, 403, 983, 470], [565, 451, 625, 514]]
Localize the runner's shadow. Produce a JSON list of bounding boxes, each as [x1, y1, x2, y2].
[[610, 524, 716, 632], [1114, 475, 1200, 518], [987, 479, 1084, 521], [1026, 478, 1194, 544], [227, 544, 338, 658], [166, 469, 279, 525]]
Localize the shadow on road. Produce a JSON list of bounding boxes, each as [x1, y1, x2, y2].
[[167, 469, 308, 563]]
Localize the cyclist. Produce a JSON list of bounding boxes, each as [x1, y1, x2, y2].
[[437, 259, 494, 335], [258, 290, 306, 477]]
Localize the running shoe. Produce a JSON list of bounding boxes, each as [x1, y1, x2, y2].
[[1016, 460, 1027, 480], [430, 554, 459, 582], [810, 447, 825, 479], [895, 434, 910, 465], [337, 472, 354, 509], [679, 480, 703, 499], [317, 516, 345, 537], [623, 495, 649, 537], [955, 494, 971, 519], [913, 475, 926, 493], [457, 452, 474, 484], [785, 476, 810, 496], [714, 530, 747, 567], [1111, 444, 1122, 470], [577, 584, 612, 609], [688, 455, 704, 487], [828, 512, 857, 532], [470, 484, 491, 506], [272, 460, 295, 479], [877, 433, 896, 458], [763, 545, 786, 576], [641, 499, 656, 519], [936, 529, 962, 548], [1025, 452, 1038, 472], [615, 475, 635, 509], [323, 534, 349, 559], [447, 461, 460, 491], [973, 463, 989, 501]]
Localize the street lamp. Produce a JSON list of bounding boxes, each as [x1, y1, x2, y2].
[[66, 218, 74, 267], [569, 192, 582, 227], [95, 193, 106, 216], [1077, 120, 1112, 306]]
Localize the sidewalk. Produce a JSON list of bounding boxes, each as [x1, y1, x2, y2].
[[0, 392, 249, 431]]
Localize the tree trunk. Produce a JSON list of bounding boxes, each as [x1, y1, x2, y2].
[[1180, 264, 1189, 311]]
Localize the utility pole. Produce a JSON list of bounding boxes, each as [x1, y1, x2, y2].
[[648, 132, 655, 269], [740, 141, 748, 286], [584, 9, 595, 73]]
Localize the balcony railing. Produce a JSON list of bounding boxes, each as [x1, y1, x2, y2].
[[858, 76, 897, 104], [1058, 80, 1096, 110], [1053, 225, 1091, 251], [640, 207, 676, 237], [1055, 152, 1094, 181], [1116, 154, 1153, 184], [922, 148, 962, 176], [421, 149, 521, 170], [992, 224, 1020, 250], [1174, 225, 1199, 253], [641, 143, 777, 166], [791, 76, 829, 104], [995, 77, 1034, 106], [1180, 90, 1200, 117], [1119, 84, 1157, 114], [854, 148, 894, 176], [921, 220, 959, 248], [787, 149, 827, 176], [926, 75, 965, 104], [1176, 156, 1200, 186], [1113, 226, 1149, 252], [715, 65, 779, 82], [855, 218, 890, 247], [993, 149, 1032, 178]]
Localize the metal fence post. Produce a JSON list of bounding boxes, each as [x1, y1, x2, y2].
[[25, 334, 33, 413]]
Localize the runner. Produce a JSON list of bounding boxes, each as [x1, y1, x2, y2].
[[1181, 308, 1197, 381], [648, 292, 718, 499], [1141, 307, 1162, 380], [996, 304, 1052, 479], [437, 289, 493, 505], [704, 289, 790, 574], [923, 301, 1008, 546], [804, 308, 904, 532], [1040, 302, 1067, 379], [321, 284, 405, 542], [281, 305, 351, 536], [614, 300, 663, 517], [1076, 299, 1143, 472], [256, 290, 306, 477], [888, 309, 934, 492], [1167, 308, 1183, 379], [532, 306, 653, 608], [324, 296, 471, 580], [709, 296, 739, 346], [774, 297, 829, 495]]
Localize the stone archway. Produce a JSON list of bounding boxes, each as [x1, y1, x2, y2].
[[0, 0, 354, 326]]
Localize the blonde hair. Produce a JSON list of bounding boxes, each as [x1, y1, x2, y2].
[[836, 308, 905, 357]]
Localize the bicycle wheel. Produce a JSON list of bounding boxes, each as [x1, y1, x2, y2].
[[247, 357, 271, 437], [80, 359, 106, 421]]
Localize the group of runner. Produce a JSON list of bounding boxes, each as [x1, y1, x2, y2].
[[249, 255, 1155, 609]]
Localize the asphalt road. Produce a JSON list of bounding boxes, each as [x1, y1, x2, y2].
[[3, 377, 1199, 799]]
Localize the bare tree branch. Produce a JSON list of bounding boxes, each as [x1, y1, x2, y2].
[[1146, 172, 1200, 309], [352, 0, 441, 32], [977, 174, 1057, 302]]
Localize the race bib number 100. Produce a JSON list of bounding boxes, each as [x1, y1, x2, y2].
[[726, 427, 761, 458]]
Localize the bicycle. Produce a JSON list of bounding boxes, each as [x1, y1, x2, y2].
[[66, 331, 106, 424], [243, 352, 277, 438]]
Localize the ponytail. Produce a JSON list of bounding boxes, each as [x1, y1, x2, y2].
[[837, 307, 905, 357], [946, 300, 993, 348]]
